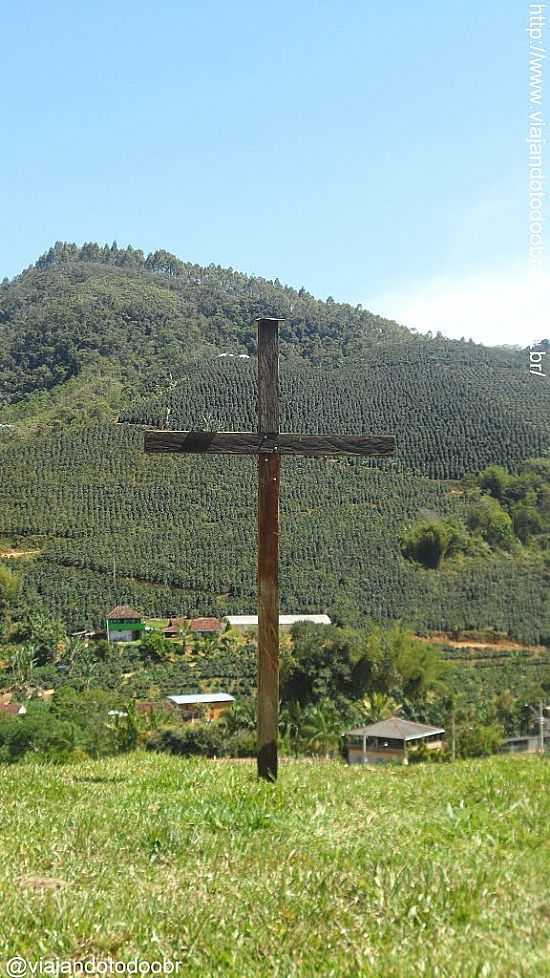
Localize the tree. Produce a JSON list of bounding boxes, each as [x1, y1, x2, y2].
[[50, 687, 125, 756], [456, 720, 504, 758], [301, 701, 344, 757], [138, 630, 172, 662], [9, 643, 37, 694], [221, 698, 256, 736], [25, 613, 67, 666], [0, 564, 21, 640], [395, 635, 447, 701], [281, 623, 372, 706], [511, 502, 542, 544], [364, 625, 401, 694], [57, 635, 86, 674], [109, 700, 140, 753], [0, 702, 76, 763], [279, 701, 305, 757], [478, 465, 510, 501], [356, 691, 401, 724], [401, 518, 464, 569], [466, 496, 514, 550]]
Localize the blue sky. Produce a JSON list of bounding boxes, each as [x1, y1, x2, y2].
[[1, 0, 546, 344]]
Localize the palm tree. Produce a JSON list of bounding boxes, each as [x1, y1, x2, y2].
[[356, 691, 402, 724], [9, 643, 37, 694], [201, 633, 222, 655], [302, 701, 344, 758], [57, 635, 86, 673], [78, 648, 98, 690], [0, 564, 21, 640], [218, 626, 244, 656]]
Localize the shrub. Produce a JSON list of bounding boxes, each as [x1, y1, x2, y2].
[[224, 728, 256, 757], [401, 518, 465, 569], [50, 686, 131, 757], [456, 722, 504, 758], [146, 722, 225, 758], [0, 703, 76, 763], [466, 496, 514, 550]]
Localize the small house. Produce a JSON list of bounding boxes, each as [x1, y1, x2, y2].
[[224, 614, 331, 633], [105, 605, 144, 643], [189, 617, 223, 635], [166, 692, 235, 722], [346, 717, 444, 765], [163, 617, 223, 638]]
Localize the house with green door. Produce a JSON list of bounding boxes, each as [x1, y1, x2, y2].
[[105, 605, 144, 642]]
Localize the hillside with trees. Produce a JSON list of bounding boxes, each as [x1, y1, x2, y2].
[[0, 240, 411, 410], [0, 243, 549, 643]]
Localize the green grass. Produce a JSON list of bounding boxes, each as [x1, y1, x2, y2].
[[0, 755, 548, 978]]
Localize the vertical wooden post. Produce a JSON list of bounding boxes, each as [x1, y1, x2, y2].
[[256, 318, 281, 780]]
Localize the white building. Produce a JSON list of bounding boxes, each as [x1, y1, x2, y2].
[[167, 692, 235, 722], [224, 614, 331, 632]]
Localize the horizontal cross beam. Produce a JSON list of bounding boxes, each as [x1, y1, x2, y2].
[[144, 430, 396, 457]]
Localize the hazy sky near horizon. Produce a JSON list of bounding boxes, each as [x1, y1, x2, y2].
[[1, 0, 547, 346]]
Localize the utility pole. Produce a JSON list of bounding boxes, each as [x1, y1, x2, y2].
[[527, 701, 549, 753]]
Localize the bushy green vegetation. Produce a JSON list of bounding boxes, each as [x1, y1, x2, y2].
[[0, 693, 138, 764], [0, 753, 547, 977], [402, 459, 550, 569], [1, 617, 548, 765], [123, 353, 550, 480]]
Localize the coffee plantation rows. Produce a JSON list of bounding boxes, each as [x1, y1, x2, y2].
[[2, 244, 549, 659], [123, 355, 550, 480], [442, 647, 550, 711], [1, 419, 549, 642]]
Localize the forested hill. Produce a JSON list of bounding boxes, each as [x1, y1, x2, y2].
[[0, 241, 411, 407], [0, 240, 532, 412]]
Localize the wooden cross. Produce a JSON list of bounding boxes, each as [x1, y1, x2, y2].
[[144, 318, 395, 780]]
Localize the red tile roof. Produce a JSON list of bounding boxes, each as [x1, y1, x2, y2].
[[189, 618, 222, 632], [163, 617, 222, 634], [0, 703, 24, 716]]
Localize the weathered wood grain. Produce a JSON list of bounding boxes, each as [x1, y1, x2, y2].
[[257, 451, 280, 782], [144, 430, 396, 457], [256, 318, 281, 781], [257, 318, 280, 433]]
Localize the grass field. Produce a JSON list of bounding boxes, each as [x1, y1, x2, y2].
[[0, 754, 548, 978]]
